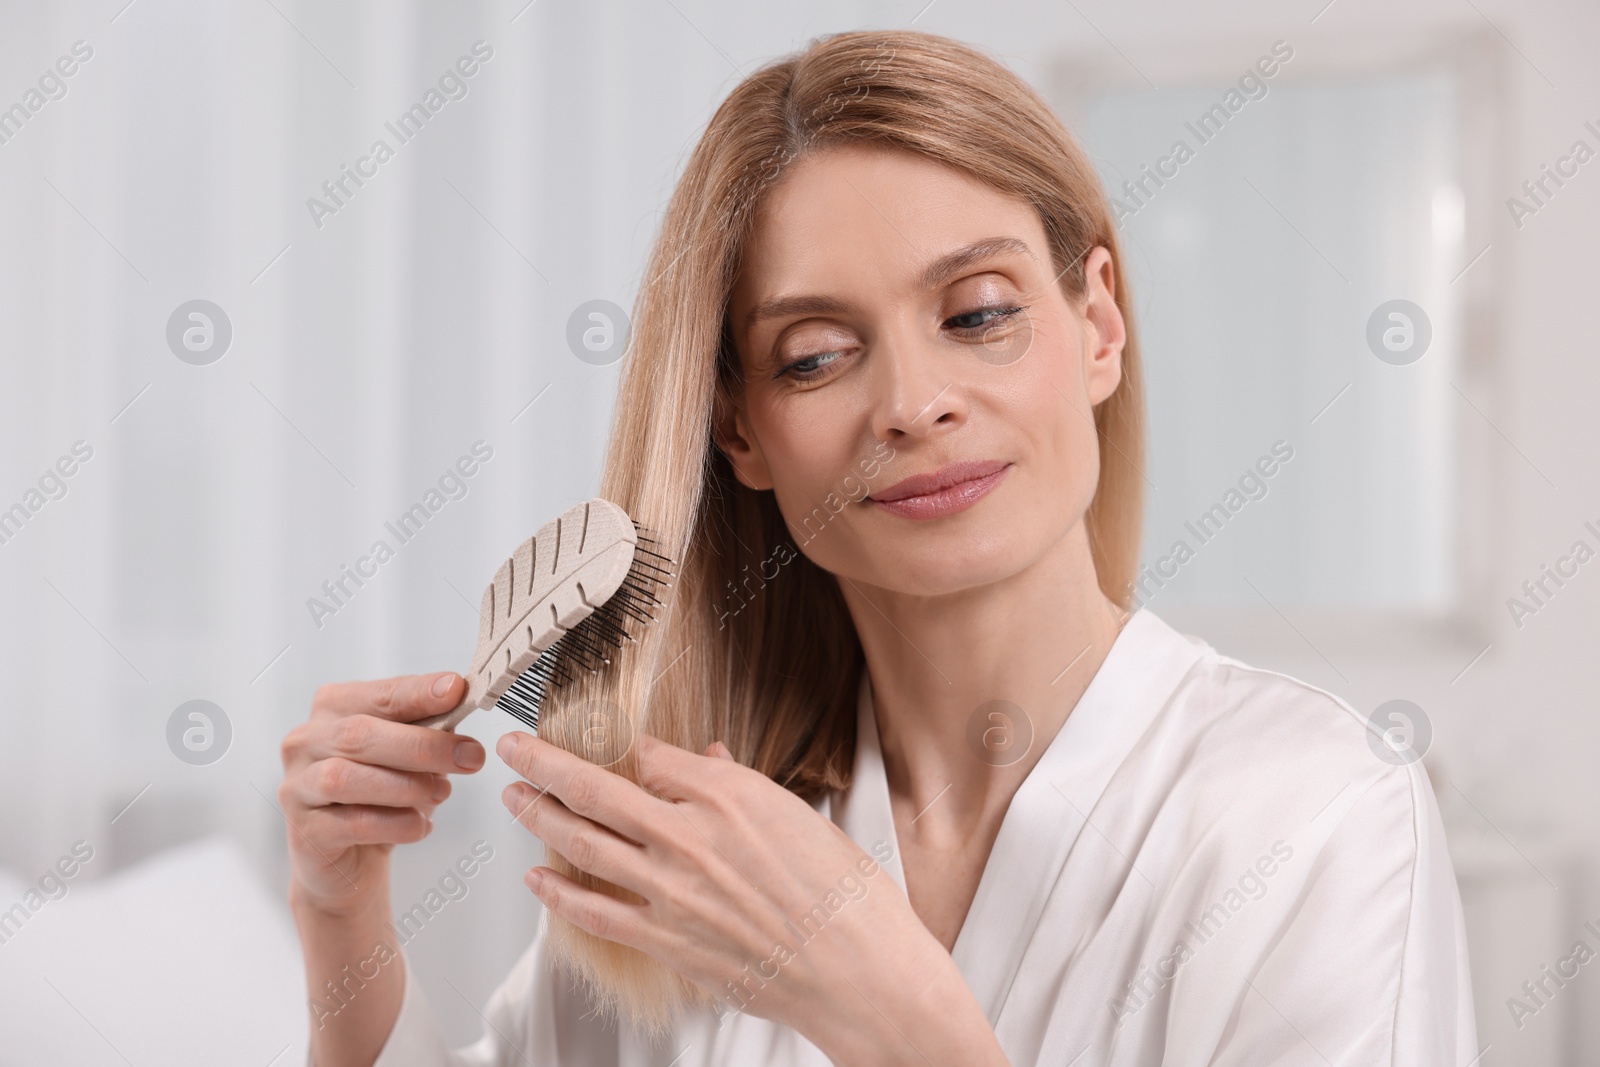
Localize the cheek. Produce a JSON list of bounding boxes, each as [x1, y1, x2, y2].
[[750, 385, 870, 517], [1007, 318, 1098, 472]]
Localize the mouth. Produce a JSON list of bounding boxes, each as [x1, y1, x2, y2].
[[867, 459, 1011, 520]]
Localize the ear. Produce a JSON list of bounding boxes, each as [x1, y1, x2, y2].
[[1078, 246, 1126, 407], [711, 387, 774, 491]]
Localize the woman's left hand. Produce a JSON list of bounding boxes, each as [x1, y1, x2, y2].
[[494, 729, 961, 1058]]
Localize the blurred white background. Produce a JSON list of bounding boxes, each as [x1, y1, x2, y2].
[[0, 1, 1595, 1064]]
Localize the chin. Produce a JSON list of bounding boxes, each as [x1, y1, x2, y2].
[[846, 518, 1045, 597]]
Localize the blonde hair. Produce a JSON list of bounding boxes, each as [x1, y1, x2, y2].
[[536, 27, 1145, 1035]]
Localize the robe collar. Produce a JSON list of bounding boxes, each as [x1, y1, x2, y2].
[[821, 608, 1211, 1022]]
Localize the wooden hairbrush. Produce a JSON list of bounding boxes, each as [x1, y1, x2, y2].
[[419, 498, 673, 733]]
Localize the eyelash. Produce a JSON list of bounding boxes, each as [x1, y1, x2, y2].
[[774, 304, 1030, 381]]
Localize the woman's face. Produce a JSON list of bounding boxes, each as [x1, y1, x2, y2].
[[719, 142, 1126, 597]]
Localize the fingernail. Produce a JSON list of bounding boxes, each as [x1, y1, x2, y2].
[[432, 776, 450, 802], [526, 868, 544, 893], [496, 734, 516, 761], [455, 739, 485, 771], [432, 672, 457, 697], [502, 782, 526, 809], [423, 813, 434, 834]]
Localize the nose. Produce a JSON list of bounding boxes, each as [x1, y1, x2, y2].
[[867, 321, 968, 442]]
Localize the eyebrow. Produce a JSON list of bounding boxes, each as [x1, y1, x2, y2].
[[741, 235, 1037, 335]]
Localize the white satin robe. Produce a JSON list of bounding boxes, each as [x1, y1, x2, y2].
[[366, 608, 1478, 1066]]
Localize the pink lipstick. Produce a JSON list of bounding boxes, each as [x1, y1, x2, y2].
[[867, 460, 1010, 520]]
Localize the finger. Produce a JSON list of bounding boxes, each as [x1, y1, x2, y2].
[[297, 804, 432, 852], [523, 864, 650, 953], [633, 731, 719, 800], [319, 713, 486, 775], [502, 782, 651, 893], [313, 672, 465, 722], [292, 758, 449, 809], [496, 732, 663, 843]]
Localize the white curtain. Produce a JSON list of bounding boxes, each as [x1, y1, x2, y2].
[[0, 0, 753, 1049]]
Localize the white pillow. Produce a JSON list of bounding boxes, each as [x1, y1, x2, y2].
[[0, 836, 308, 1065]]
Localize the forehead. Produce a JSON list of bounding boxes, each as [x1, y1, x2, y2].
[[732, 144, 1045, 309]]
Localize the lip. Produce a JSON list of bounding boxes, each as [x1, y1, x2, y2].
[[867, 460, 1011, 520]]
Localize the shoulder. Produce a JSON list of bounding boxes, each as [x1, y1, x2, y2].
[[1127, 614, 1476, 1057], [1151, 616, 1412, 782], [1181, 638, 1378, 763], [1136, 614, 1432, 870]]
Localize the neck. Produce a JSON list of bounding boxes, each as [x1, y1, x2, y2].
[[838, 520, 1128, 817]]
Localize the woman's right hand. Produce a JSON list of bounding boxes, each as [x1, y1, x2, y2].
[[278, 671, 487, 913]]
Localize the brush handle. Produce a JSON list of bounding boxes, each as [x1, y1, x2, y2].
[[418, 694, 481, 733], [418, 498, 639, 733]]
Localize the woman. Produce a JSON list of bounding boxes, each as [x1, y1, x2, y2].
[[279, 29, 1476, 1066]]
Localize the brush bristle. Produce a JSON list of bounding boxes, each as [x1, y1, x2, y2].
[[493, 524, 673, 731]]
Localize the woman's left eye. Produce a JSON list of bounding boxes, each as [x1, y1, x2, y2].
[[945, 305, 1025, 333]]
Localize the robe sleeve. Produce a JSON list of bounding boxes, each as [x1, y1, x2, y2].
[[1206, 758, 1478, 1066]]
